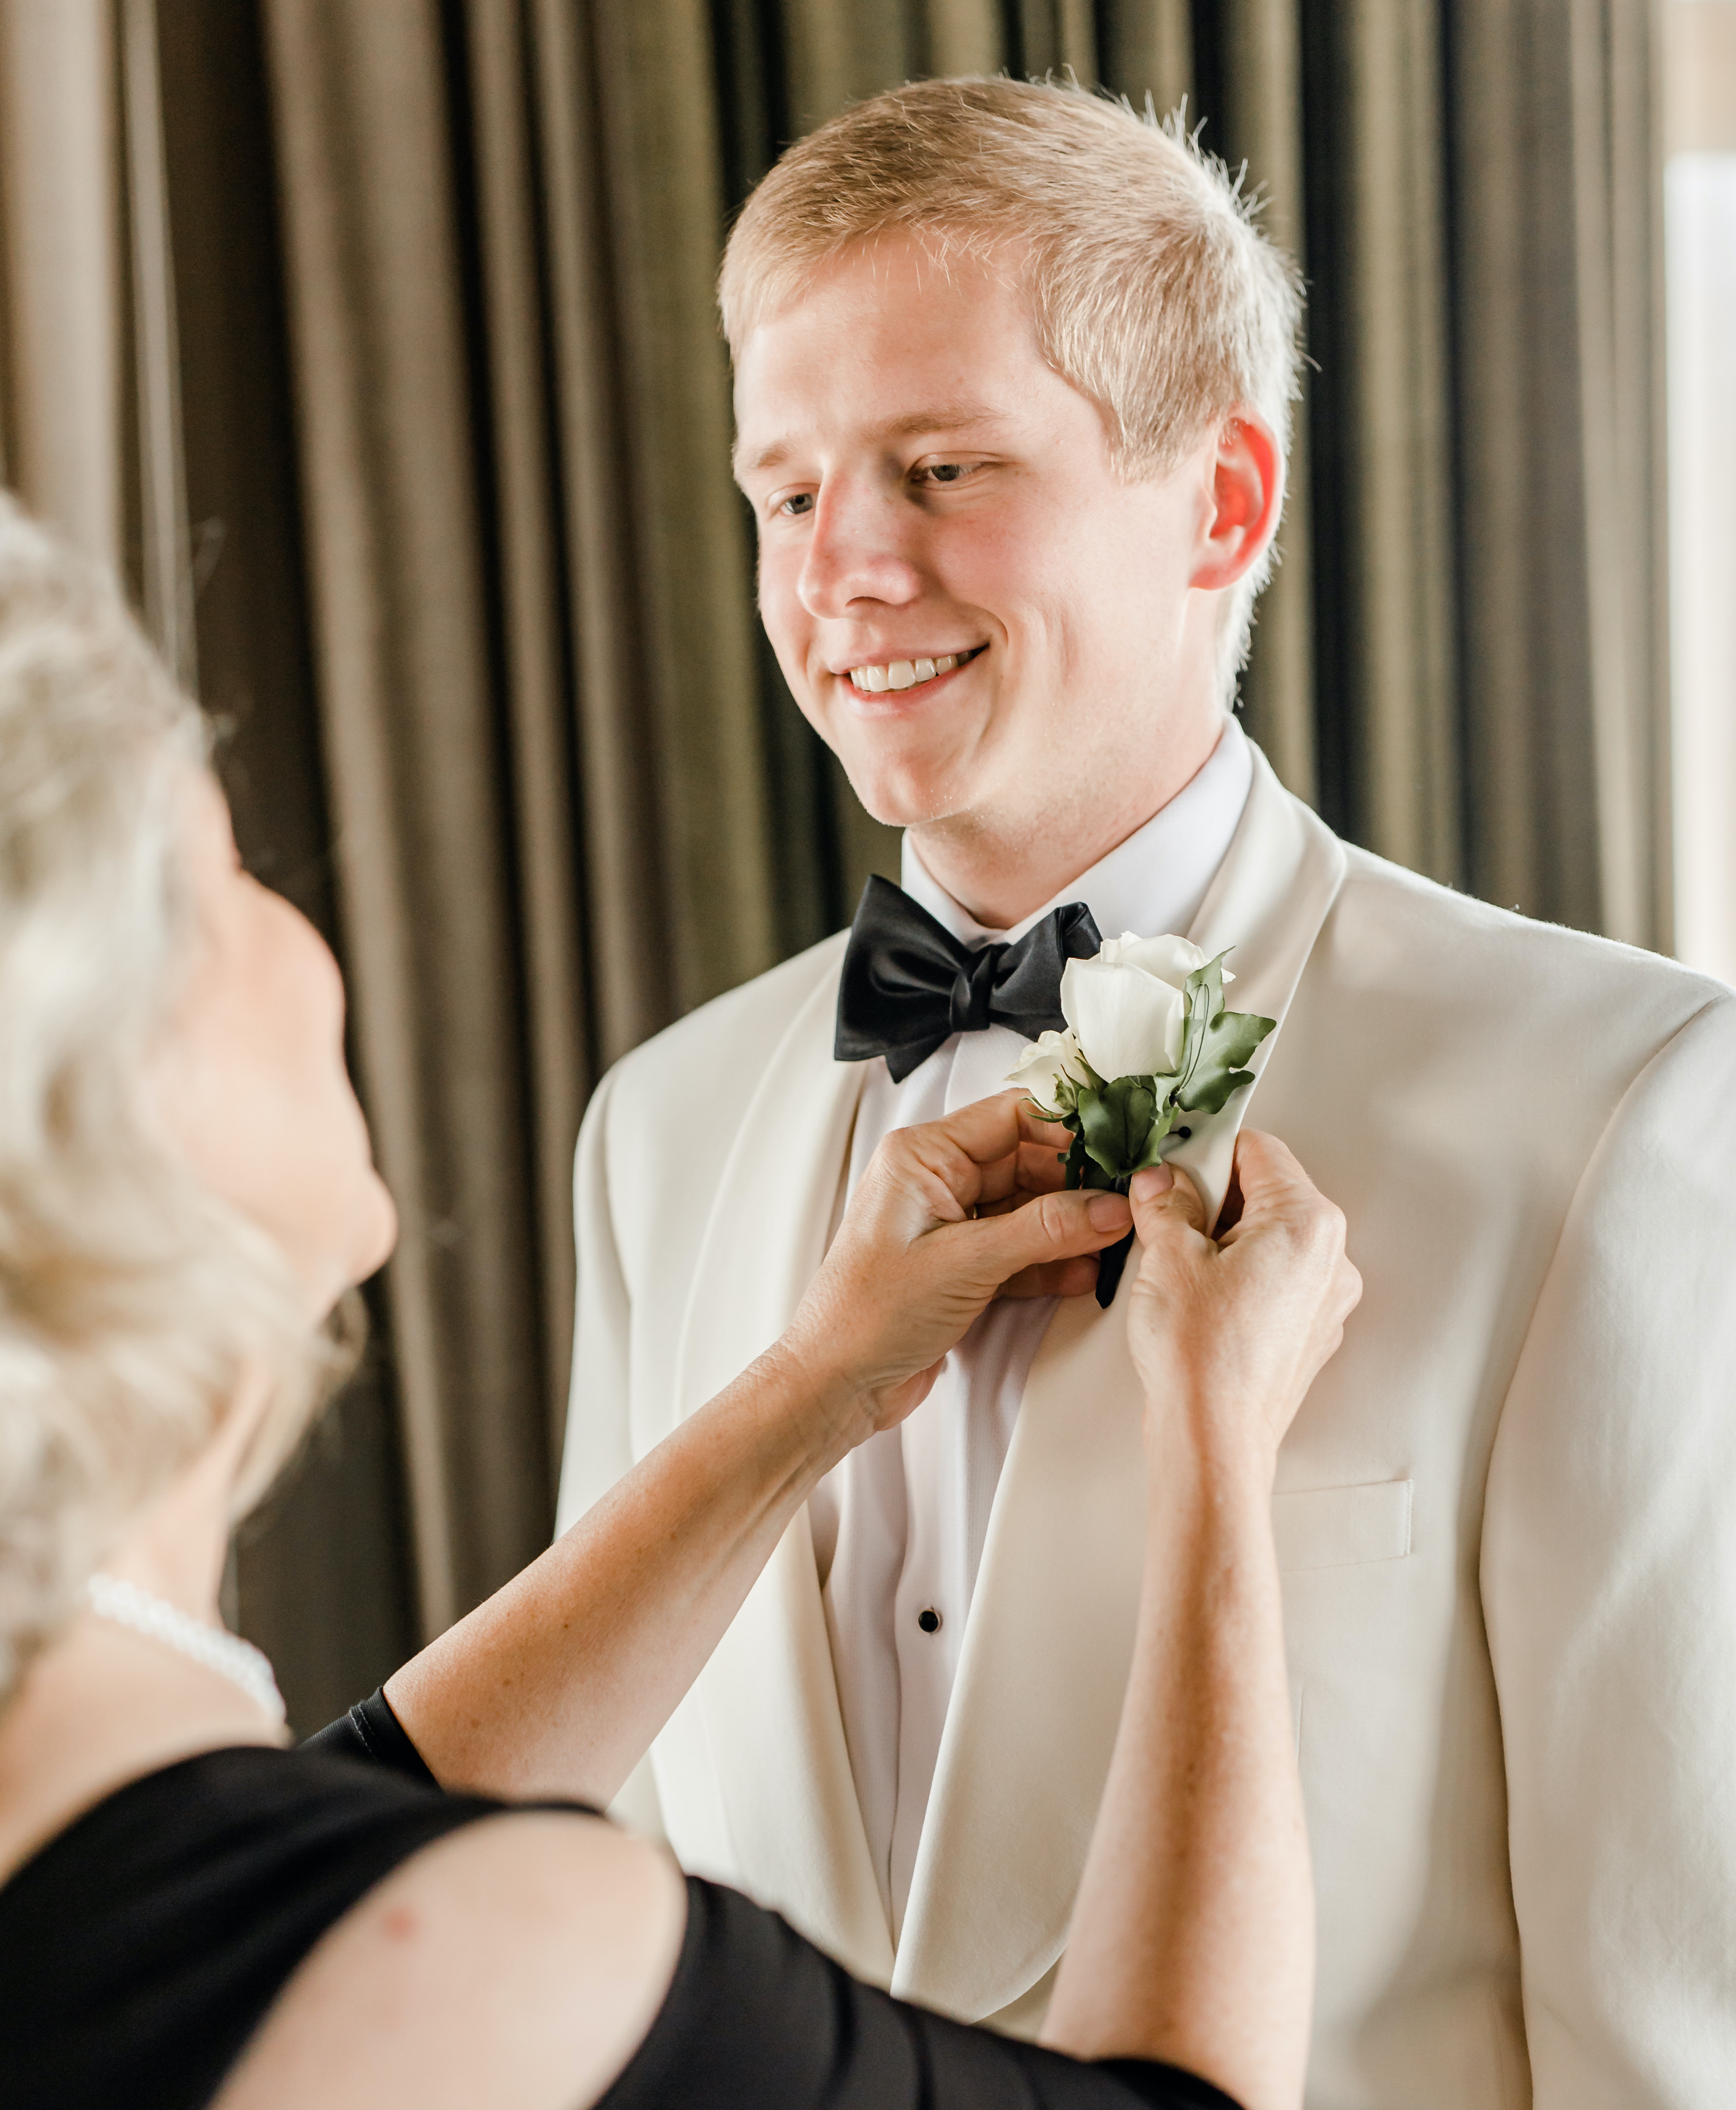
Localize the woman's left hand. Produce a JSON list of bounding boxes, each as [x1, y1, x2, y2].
[[779, 1089, 1133, 1440]]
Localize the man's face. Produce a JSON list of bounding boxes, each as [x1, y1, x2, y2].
[[733, 235, 1230, 880]]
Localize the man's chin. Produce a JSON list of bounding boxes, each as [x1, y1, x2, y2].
[[835, 752, 979, 834], [844, 785, 960, 833]]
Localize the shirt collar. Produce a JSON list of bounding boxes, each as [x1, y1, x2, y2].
[[899, 718, 1254, 950]]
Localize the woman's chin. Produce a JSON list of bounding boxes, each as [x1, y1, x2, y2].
[[307, 1175, 398, 1317], [350, 1176, 398, 1287]]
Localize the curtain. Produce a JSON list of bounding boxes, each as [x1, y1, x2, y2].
[[0, 0, 422, 1723], [0, 0, 1668, 1728], [0, 0, 184, 660], [1295, 0, 1669, 940]]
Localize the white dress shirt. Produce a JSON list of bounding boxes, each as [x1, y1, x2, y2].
[[808, 719, 1255, 1934]]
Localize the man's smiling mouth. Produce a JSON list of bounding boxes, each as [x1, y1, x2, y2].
[[846, 646, 985, 695]]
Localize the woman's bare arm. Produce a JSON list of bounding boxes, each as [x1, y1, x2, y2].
[[1044, 1134, 1360, 2110], [385, 1095, 1133, 1804]]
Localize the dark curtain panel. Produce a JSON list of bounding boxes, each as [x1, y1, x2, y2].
[[1442, 0, 1670, 944], [1288, 0, 1668, 939], [0, 0, 1667, 1722], [153, 0, 421, 1730]]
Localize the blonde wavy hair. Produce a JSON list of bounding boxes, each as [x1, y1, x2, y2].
[[0, 496, 345, 1708], [720, 76, 1305, 702]]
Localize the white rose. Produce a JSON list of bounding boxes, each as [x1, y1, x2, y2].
[[1005, 1027, 1090, 1107], [1060, 931, 1226, 1081]]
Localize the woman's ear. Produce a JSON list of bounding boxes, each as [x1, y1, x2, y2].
[[1188, 410, 1284, 593]]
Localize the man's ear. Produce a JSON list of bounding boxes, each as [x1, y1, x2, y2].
[[1188, 410, 1283, 593]]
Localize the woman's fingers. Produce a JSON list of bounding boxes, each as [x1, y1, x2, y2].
[[1119, 1130, 1361, 1471], [795, 1146, 1134, 1440], [1218, 1129, 1335, 1248], [978, 1138, 1074, 1216], [873, 1092, 1057, 1222], [927, 1090, 1072, 1174], [963, 1187, 1132, 1289], [1129, 1161, 1209, 1247], [998, 1255, 1105, 1300], [1330, 1250, 1365, 1332]]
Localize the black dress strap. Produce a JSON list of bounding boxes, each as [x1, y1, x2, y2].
[[301, 1686, 606, 1816], [301, 1684, 439, 1784]]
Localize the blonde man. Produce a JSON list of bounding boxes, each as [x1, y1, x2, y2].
[[558, 78, 1736, 2110]]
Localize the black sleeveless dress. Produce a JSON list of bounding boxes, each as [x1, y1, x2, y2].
[[0, 1691, 1243, 2110]]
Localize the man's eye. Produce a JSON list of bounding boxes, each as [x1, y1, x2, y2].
[[913, 460, 984, 490], [777, 492, 815, 517]]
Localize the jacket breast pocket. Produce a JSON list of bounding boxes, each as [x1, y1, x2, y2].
[[1272, 1478, 1413, 1573]]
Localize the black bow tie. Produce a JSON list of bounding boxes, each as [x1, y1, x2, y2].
[[834, 875, 1103, 1083]]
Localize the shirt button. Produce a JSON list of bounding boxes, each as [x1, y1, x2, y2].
[[917, 1607, 942, 1634]]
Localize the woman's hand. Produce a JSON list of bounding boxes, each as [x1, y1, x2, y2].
[[1046, 1131, 1355, 2109], [1125, 1129, 1362, 1479], [779, 1089, 1134, 1443]]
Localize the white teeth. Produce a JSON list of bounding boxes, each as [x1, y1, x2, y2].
[[848, 649, 971, 694]]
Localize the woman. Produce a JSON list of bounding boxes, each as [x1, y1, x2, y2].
[[0, 499, 1358, 2110]]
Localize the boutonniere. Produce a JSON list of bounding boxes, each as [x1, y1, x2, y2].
[[1007, 934, 1275, 1305]]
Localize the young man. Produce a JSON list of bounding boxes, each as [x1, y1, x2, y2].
[[557, 79, 1736, 2110]]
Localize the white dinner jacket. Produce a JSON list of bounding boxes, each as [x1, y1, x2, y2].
[[557, 747, 1736, 2110]]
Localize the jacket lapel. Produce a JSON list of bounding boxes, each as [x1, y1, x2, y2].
[[1169, 743, 1351, 1228], [668, 941, 894, 1983], [893, 750, 1347, 2020]]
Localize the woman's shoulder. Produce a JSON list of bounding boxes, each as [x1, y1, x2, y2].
[[217, 1799, 685, 2110], [0, 1738, 682, 2110]]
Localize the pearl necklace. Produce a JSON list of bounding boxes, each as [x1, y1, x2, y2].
[[85, 1572, 287, 1725]]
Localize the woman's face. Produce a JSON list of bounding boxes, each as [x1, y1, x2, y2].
[[146, 769, 396, 1315]]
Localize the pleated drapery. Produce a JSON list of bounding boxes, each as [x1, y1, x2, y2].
[[0, 0, 1670, 1724], [1299, 0, 1669, 942], [1444, 1, 1670, 945], [0, 0, 191, 673]]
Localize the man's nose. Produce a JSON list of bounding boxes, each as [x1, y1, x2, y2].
[[797, 480, 923, 617]]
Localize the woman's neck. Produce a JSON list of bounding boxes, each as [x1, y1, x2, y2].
[[0, 1396, 282, 1888], [0, 1612, 283, 1889]]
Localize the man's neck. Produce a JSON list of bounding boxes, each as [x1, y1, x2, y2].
[[907, 724, 1228, 931]]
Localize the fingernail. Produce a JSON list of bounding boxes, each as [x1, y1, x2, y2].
[[1130, 1165, 1174, 1201], [1087, 1193, 1133, 1230]]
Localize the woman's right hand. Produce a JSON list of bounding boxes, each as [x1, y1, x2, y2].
[[779, 1090, 1135, 1449], [1124, 1130, 1361, 1479], [1046, 1131, 1354, 2106]]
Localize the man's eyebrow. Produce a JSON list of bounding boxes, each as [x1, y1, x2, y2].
[[880, 403, 1006, 440], [733, 403, 1007, 479]]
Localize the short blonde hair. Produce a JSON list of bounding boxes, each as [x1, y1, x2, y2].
[[0, 497, 342, 1707], [720, 76, 1304, 700]]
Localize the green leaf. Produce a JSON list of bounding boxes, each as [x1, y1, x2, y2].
[[1172, 952, 1230, 1097], [1183, 950, 1230, 1022], [1176, 1007, 1275, 1115], [1076, 1076, 1160, 1181], [1130, 1098, 1181, 1170], [1068, 1135, 1122, 1192]]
